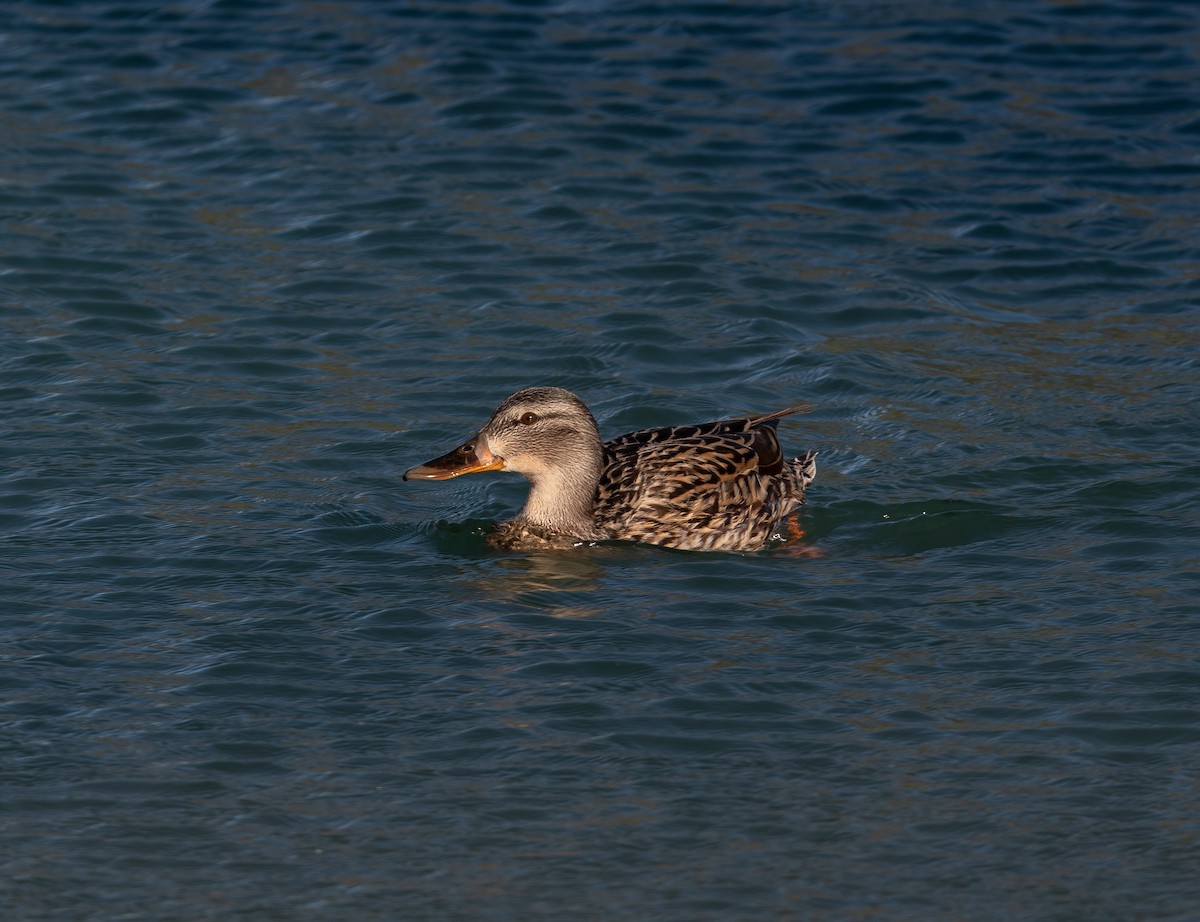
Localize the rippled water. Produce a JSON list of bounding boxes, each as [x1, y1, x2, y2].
[[3, 1, 1199, 919]]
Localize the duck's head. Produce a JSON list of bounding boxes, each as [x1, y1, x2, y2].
[[403, 387, 603, 484]]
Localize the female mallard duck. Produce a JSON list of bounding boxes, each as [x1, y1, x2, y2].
[[404, 387, 816, 552]]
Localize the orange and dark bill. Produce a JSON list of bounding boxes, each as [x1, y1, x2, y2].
[[403, 438, 505, 481]]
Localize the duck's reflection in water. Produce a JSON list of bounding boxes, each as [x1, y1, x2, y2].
[[465, 545, 629, 620]]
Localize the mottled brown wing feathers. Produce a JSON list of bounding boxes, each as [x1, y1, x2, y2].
[[595, 405, 810, 536], [603, 404, 811, 456], [750, 425, 785, 476]]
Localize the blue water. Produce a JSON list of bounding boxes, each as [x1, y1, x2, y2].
[[3, 1, 1199, 918]]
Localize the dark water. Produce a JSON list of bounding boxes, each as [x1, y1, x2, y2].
[[3, 1, 1199, 918]]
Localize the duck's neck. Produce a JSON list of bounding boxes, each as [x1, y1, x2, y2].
[[517, 455, 605, 540]]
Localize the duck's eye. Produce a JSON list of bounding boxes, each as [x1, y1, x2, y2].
[[519, 412, 539, 426]]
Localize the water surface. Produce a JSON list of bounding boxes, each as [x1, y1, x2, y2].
[[2, 1, 1199, 919]]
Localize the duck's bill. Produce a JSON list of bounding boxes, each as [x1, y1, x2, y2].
[[403, 441, 505, 481]]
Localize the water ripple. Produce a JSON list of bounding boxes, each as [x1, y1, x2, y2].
[[2, 1, 1199, 919]]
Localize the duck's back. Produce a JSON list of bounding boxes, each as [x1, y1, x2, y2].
[[594, 408, 816, 552]]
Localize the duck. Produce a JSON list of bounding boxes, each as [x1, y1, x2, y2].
[[404, 386, 816, 552]]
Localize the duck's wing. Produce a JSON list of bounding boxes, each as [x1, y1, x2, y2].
[[595, 407, 813, 547], [602, 405, 811, 457]]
